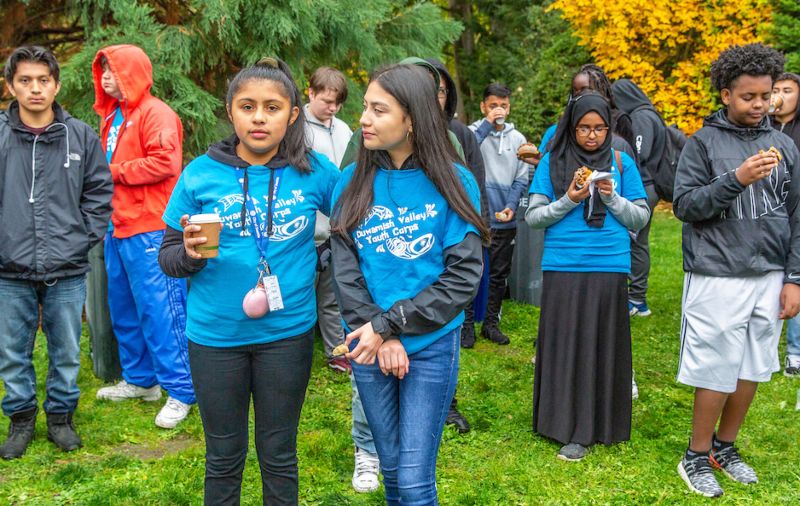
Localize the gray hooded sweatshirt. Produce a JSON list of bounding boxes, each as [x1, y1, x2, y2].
[[469, 119, 528, 230]]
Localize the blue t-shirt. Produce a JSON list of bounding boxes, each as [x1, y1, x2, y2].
[[105, 107, 124, 164], [163, 151, 340, 347], [529, 150, 646, 273], [538, 124, 557, 154], [332, 163, 481, 355]]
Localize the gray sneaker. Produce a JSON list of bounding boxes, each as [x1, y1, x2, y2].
[[96, 380, 162, 402], [710, 445, 758, 484], [557, 443, 588, 462], [678, 454, 724, 497]]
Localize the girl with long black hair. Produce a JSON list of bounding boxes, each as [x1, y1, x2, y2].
[[526, 92, 649, 462], [158, 57, 340, 505], [331, 63, 488, 505]]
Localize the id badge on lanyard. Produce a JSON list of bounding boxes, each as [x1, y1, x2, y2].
[[237, 167, 285, 318]]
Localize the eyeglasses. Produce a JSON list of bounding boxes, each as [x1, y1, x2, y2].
[[437, 87, 448, 97], [575, 126, 609, 137]]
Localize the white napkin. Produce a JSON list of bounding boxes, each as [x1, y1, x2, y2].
[[586, 171, 614, 216]]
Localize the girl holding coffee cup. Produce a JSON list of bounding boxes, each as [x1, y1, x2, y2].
[[158, 57, 339, 505]]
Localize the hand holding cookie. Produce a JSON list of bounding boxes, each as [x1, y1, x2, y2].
[[575, 166, 593, 190], [567, 168, 591, 202], [736, 151, 778, 186]]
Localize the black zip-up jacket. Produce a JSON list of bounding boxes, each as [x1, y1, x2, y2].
[[673, 109, 800, 282], [0, 101, 113, 281]]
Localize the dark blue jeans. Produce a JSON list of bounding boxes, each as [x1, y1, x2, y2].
[[0, 275, 86, 415], [188, 330, 314, 506], [351, 329, 460, 506]]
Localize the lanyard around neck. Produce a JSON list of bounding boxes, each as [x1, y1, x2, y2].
[[235, 166, 284, 261]]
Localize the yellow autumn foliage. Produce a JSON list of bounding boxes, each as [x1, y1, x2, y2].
[[550, 0, 772, 133]]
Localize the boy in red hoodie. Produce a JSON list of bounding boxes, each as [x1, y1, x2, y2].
[[92, 45, 195, 428]]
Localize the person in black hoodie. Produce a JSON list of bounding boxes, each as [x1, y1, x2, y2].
[[426, 58, 490, 344], [772, 72, 800, 377], [611, 79, 664, 317], [771, 72, 800, 149], [0, 46, 113, 458], [427, 57, 489, 433], [673, 43, 800, 498]]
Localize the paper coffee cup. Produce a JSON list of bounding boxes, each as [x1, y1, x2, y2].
[[189, 213, 221, 258]]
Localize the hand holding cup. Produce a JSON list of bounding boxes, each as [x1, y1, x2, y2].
[[181, 214, 222, 259]]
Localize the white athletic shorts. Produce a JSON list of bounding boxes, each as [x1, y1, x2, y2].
[[677, 271, 783, 393]]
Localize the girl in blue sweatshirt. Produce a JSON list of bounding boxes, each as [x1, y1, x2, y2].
[[158, 58, 339, 505], [526, 92, 649, 462], [331, 64, 488, 505]]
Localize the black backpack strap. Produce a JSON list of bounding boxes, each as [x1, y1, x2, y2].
[[613, 149, 623, 174]]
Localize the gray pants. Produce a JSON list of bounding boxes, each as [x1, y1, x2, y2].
[[351, 372, 377, 454], [315, 266, 344, 359], [629, 184, 659, 303]]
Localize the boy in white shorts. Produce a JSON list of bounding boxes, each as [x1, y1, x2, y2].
[[673, 43, 800, 498]]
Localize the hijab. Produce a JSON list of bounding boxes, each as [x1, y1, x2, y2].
[[549, 92, 614, 227]]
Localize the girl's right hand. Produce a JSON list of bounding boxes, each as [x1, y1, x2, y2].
[[566, 171, 591, 202], [180, 214, 207, 260], [345, 321, 384, 365], [378, 340, 409, 379]]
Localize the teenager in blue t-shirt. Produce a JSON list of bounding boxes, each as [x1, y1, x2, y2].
[[158, 58, 339, 505], [525, 92, 649, 462], [330, 64, 488, 505]]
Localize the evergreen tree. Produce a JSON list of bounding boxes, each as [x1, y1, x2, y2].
[[3, 0, 462, 156], [444, 0, 588, 141], [770, 0, 800, 72]]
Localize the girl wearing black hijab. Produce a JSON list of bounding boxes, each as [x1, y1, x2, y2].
[[525, 92, 650, 461]]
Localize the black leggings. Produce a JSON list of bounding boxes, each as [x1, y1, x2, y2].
[[188, 330, 314, 506]]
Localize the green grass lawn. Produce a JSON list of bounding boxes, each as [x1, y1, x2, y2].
[[1, 210, 800, 504]]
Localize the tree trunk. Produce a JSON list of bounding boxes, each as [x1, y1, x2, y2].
[[449, 0, 474, 123]]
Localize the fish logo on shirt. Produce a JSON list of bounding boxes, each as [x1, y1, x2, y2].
[[386, 234, 435, 260], [365, 205, 395, 223], [218, 194, 245, 212], [270, 215, 309, 241]]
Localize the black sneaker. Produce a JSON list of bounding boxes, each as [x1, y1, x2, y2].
[[481, 325, 510, 345], [710, 444, 758, 484], [461, 324, 476, 349], [445, 408, 471, 434], [46, 412, 82, 452], [678, 453, 723, 497]]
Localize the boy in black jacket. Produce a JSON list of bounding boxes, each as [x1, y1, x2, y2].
[[673, 43, 800, 497], [0, 47, 113, 458], [771, 73, 800, 376]]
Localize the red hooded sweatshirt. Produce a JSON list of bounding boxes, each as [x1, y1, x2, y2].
[[92, 45, 183, 238]]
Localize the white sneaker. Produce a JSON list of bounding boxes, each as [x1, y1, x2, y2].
[[96, 380, 162, 402], [352, 447, 380, 493], [155, 397, 192, 429], [632, 371, 639, 400]]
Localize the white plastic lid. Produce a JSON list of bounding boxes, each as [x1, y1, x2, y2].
[[189, 213, 222, 223]]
